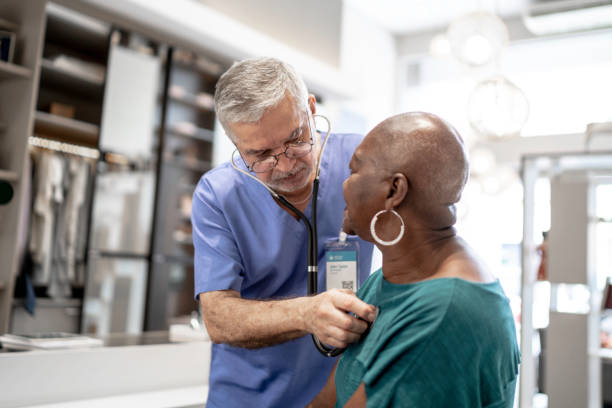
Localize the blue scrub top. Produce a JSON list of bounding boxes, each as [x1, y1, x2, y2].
[[192, 133, 373, 408]]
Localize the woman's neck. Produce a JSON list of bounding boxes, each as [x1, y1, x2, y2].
[[381, 229, 460, 284]]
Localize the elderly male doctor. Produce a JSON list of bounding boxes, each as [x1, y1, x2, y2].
[[191, 57, 376, 407]]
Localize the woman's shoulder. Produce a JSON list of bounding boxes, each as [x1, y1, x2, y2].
[[434, 243, 497, 283]]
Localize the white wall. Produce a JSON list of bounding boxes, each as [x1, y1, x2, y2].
[[327, 3, 398, 135], [331, 3, 397, 273], [69, 0, 351, 99], [197, 0, 343, 68]]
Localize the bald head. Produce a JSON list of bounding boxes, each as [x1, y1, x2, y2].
[[366, 112, 468, 229]]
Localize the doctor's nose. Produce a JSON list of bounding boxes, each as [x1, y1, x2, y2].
[[275, 154, 296, 172]]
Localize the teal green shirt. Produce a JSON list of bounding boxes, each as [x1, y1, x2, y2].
[[335, 270, 520, 407]]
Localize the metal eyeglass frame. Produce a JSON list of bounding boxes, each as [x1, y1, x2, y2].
[[242, 118, 315, 174]]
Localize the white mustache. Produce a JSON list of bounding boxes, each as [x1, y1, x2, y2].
[[271, 164, 308, 182]]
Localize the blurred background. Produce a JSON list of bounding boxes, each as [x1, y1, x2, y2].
[[0, 0, 611, 407]]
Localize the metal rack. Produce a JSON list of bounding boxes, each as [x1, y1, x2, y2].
[[520, 149, 612, 408]]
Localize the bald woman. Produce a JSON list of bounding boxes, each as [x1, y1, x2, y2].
[[309, 112, 520, 408]]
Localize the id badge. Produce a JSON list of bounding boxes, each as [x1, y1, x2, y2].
[[325, 232, 359, 292]]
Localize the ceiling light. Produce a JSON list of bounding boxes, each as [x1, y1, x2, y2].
[[429, 33, 451, 58], [468, 75, 530, 138], [469, 147, 496, 175], [446, 12, 509, 67]]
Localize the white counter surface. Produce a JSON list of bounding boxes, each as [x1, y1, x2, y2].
[[24, 385, 208, 408], [0, 334, 211, 408]]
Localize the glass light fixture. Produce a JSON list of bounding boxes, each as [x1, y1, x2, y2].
[[429, 33, 451, 58], [468, 75, 529, 138], [446, 12, 509, 67], [480, 165, 518, 196], [469, 146, 496, 175]]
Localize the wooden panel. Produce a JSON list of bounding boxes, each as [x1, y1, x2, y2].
[[549, 172, 589, 284], [0, 61, 32, 80]]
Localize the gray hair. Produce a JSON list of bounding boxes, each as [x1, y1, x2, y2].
[[214, 57, 309, 142]]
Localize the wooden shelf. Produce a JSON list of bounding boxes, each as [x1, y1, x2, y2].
[[0, 60, 32, 80], [40, 58, 104, 98], [34, 111, 99, 148], [165, 125, 214, 143], [96, 251, 149, 260], [163, 153, 212, 173], [178, 182, 197, 193], [0, 17, 19, 32], [173, 230, 193, 246], [0, 169, 18, 182], [600, 348, 612, 361], [171, 52, 224, 79], [168, 87, 214, 113], [45, 3, 110, 59], [152, 253, 194, 265]]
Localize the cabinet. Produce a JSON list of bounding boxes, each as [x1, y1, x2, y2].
[[0, 0, 47, 334], [520, 151, 612, 408], [1, 1, 227, 336], [84, 42, 227, 334], [8, 3, 111, 335], [34, 3, 109, 148], [146, 49, 223, 330]]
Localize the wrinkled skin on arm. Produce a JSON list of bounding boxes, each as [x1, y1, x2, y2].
[[199, 289, 377, 349]]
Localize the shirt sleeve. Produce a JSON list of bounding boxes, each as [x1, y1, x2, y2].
[[192, 176, 244, 299]]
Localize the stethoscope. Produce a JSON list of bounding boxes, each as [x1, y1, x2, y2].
[[230, 112, 345, 357]]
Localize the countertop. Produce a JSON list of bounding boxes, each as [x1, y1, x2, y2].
[[0, 331, 211, 408]]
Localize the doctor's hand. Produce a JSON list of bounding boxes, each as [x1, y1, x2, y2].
[[302, 289, 377, 349]]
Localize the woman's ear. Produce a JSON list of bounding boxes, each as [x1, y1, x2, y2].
[[308, 94, 317, 115], [385, 173, 408, 211]]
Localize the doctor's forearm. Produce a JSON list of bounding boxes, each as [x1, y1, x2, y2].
[[199, 290, 311, 348]]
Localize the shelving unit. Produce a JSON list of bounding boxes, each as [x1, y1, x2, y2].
[[168, 87, 214, 112], [0, 60, 32, 80], [4, 2, 110, 336], [0, 169, 18, 182], [44, 2, 109, 61], [39, 58, 104, 96], [164, 124, 214, 143], [33, 3, 109, 149], [33, 110, 99, 147], [0, 0, 48, 334], [601, 348, 612, 361], [0, 16, 19, 32], [520, 152, 612, 408], [163, 154, 213, 173], [145, 47, 224, 331], [1, 1, 227, 337]]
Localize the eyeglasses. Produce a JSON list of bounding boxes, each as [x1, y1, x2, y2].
[[239, 116, 315, 173]]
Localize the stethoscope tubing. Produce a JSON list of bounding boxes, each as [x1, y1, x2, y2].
[[230, 113, 344, 357]]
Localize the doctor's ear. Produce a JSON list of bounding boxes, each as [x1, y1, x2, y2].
[[308, 94, 316, 115], [385, 173, 409, 211]]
